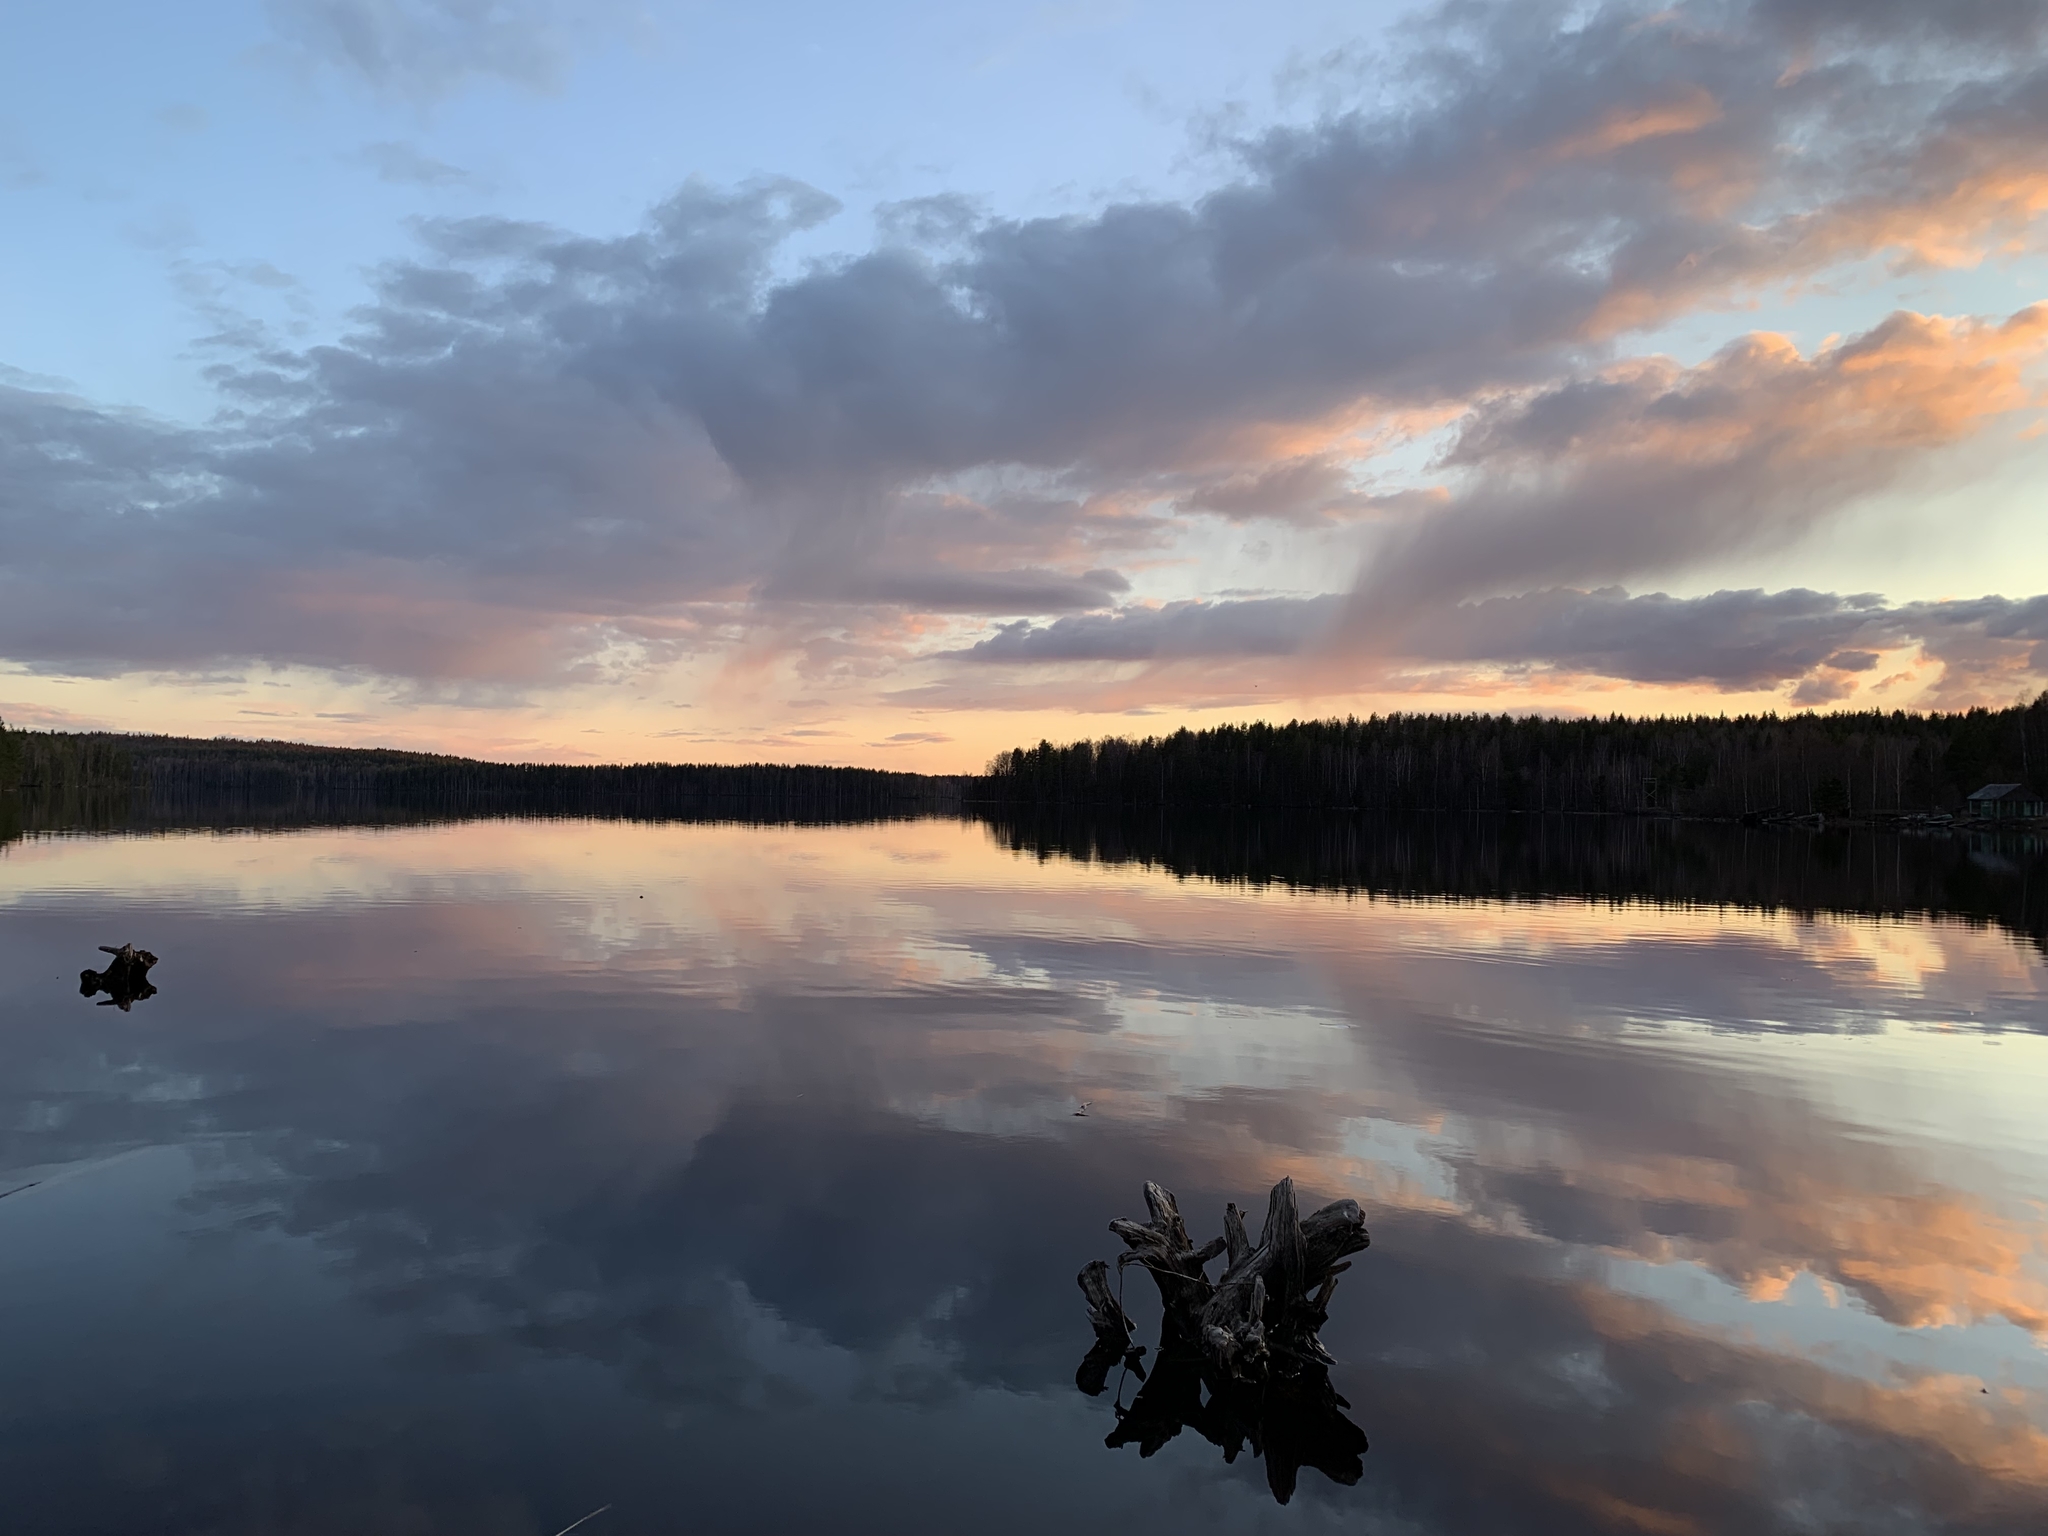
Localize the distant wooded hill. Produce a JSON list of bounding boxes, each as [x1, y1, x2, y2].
[[0, 727, 963, 824], [6, 697, 2046, 826], [980, 701, 2048, 817]]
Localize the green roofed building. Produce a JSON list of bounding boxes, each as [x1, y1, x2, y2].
[[1966, 784, 2046, 820]]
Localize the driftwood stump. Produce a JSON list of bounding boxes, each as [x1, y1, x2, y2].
[[1077, 1177, 1371, 1503], [80, 943, 157, 1010], [1107, 1176, 1366, 1384]]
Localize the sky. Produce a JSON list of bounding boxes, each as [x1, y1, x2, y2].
[[3, 0, 2048, 770]]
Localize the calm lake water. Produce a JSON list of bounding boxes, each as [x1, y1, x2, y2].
[[2, 814, 2046, 1534]]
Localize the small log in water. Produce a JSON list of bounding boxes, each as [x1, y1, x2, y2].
[[80, 943, 158, 1010]]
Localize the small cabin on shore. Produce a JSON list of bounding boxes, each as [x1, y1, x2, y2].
[[1966, 783, 2046, 820]]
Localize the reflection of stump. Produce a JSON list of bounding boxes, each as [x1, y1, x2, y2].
[[1076, 1259, 1150, 1396], [1078, 1177, 1371, 1503], [1105, 1352, 1367, 1504], [80, 943, 158, 1011]]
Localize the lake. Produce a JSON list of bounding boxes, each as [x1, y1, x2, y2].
[[2, 813, 2045, 1534]]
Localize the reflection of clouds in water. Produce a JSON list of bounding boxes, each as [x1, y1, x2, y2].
[[1446, 1115, 2048, 1338], [0, 818, 2046, 1531], [1329, 904, 2047, 1037]]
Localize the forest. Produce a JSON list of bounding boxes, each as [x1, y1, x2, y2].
[[0, 724, 132, 797], [979, 700, 2048, 817], [7, 698, 2047, 831], [0, 725, 963, 826]]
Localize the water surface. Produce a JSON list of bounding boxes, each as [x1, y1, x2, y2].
[[2, 816, 2045, 1534]]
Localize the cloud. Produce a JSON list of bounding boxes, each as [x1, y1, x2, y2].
[[263, 0, 620, 101], [358, 139, 482, 188], [1758, 0, 2048, 48], [957, 585, 2048, 705], [1410, 587, 2048, 700], [1169, 457, 1434, 525], [0, 120, 46, 190], [5, 0, 2048, 706], [155, 103, 209, 134], [958, 596, 1343, 664], [770, 564, 1130, 616], [1348, 305, 2048, 621]]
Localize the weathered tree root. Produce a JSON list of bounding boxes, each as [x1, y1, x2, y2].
[[80, 943, 157, 1010], [1077, 1177, 1371, 1501], [1100, 1177, 1367, 1386]]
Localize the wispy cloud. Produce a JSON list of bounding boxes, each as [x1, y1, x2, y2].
[[262, 0, 627, 103], [358, 140, 484, 189]]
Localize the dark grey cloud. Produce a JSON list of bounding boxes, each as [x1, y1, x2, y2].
[[1169, 458, 1430, 524], [1175, 457, 1352, 521], [1410, 587, 2048, 696], [959, 596, 1343, 663], [6, 0, 2048, 689], [960, 585, 2048, 701], [814, 567, 1130, 614], [1759, 0, 2048, 47]]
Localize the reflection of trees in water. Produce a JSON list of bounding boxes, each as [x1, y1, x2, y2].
[[1076, 1179, 1371, 1505], [2, 782, 958, 849], [15, 781, 2041, 954], [979, 806, 2048, 953], [1, 784, 135, 842]]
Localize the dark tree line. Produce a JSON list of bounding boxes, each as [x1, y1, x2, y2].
[[0, 725, 965, 827], [979, 700, 2048, 817], [11, 699, 2048, 830], [0, 723, 133, 796]]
